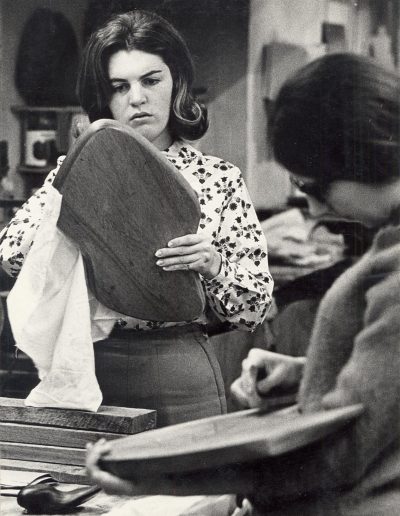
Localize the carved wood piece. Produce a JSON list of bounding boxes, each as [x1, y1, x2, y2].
[[53, 119, 205, 321], [101, 404, 364, 477]]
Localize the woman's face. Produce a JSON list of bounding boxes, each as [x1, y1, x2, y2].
[[108, 49, 173, 150]]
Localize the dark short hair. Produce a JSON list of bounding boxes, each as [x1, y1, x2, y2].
[[77, 10, 208, 141], [268, 53, 400, 185]]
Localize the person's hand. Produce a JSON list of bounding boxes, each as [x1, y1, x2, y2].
[[86, 439, 178, 496], [86, 439, 138, 496], [155, 233, 222, 280], [230, 348, 306, 409], [86, 439, 254, 497]]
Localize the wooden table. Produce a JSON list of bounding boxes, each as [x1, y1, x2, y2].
[[1, 469, 236, 515]]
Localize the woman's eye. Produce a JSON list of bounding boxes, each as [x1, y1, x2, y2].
[[112, 83, 129, 94], [142, 77, 160, 87]]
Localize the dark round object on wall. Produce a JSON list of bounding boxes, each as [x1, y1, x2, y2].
[[15, 8, 79, 106]]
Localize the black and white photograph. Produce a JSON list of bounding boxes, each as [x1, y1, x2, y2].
[[0, 1, 399, 514]]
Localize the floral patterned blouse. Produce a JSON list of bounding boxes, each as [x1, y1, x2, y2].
[[0, 140, 273, 331]]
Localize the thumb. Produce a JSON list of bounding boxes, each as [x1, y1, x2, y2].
[[240, 364, 260, 396], [322, 389, 353, 410]]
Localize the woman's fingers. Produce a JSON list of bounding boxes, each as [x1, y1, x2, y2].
[[155, 234, 202, 257], [231, 364, 264, 408], [231, 349, 305, 408], [85, 439, 110, 472], [156, 251, 202, 267], [256, 364, 288, 394], [161, 259, 203, 272], [90, 468, 137, 496], [245, 348, 275, 369], [155, 233, 221, 279], [85, 439, 110, 484], [86, 439, 137, 496], [230, 377, 251, 408], [155, 236, 207, 269], [167, 234, 202, 247], [156, 243, 204, 259], [240, 363, 259, 395]]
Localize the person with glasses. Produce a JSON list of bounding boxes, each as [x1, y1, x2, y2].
[[87, 53, 400, 515]]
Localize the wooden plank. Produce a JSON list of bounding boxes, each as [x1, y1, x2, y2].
[[0, 397, 156, 433], [0, 422, 124, 448], [0, 441, 86, 466], [1, 459, 90, 484]]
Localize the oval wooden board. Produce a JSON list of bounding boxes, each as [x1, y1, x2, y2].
[[100, 404, 363, 478], [53, 119, 205, 321]]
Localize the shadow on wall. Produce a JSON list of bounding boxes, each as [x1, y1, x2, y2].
[[15, 8, 79, 106]]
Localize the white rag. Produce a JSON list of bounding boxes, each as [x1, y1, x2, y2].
[[7, 185, 120, 411]]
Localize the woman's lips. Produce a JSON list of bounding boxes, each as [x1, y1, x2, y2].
[[130, 113, 151, 121]]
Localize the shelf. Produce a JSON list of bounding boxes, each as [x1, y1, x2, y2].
[[11, 105, 81, 197]]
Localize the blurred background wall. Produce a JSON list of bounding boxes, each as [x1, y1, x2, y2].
[[0, 0, 398, 208]]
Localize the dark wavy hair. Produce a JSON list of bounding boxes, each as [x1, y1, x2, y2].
[[77, 10, 208, 141], [268, 53, 400, 185]]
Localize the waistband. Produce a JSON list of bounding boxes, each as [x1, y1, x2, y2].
[[108, 322, 207, 340]]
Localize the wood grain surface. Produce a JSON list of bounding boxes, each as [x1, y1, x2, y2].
[[101, 404, 364, 478], [0, 441, 86, 466], [53, 119, 206, 322], [0, 397, 156, 434], [1, 459, 89, 484], [0, 422, 123, 448]]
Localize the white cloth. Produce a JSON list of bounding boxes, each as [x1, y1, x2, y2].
[[7, 186, 118, 411]]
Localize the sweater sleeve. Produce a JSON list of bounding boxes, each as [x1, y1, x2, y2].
[[249, 237, 400, 506], [0, 160, 62, 277], [202, 168, 273, 331]]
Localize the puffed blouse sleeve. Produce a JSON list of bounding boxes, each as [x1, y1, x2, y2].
[[203, 167, 273, 331], [0, 158, 63, 277]]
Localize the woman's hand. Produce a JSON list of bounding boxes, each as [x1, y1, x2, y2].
[[86, 439, 254, 497], [86, 440, 138, 496], [230, 348, 306, 409], [86, 440, 179, 496], [155, 233, 222, 280]]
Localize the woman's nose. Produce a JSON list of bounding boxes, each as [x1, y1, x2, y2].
[[306, 196, 331, 218], [129, 84, 146, 106]]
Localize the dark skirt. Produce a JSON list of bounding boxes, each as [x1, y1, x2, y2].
[[94, 323, 227, 427]]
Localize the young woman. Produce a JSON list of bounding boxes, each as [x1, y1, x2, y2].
[[0, 10, 272, 426], [87, 53, 400, 515]]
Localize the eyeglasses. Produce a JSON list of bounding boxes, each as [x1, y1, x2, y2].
[[289, 175, 329, 203]]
